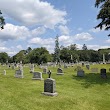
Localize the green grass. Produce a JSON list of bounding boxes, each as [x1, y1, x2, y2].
[[0, 64, 110, 110]]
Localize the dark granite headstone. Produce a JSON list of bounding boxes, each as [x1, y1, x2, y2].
[[77, 70, 85, 77], [86, 64, 90, 70], [100, 68, 107, 78], [42, 78, 58, 96]]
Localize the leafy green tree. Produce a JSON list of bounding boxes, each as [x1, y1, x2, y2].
[[60, 47, 71, 63], [13, 50, 26, 63], [68, 44, 78, 50], [25, 47, 32, 54], [95, 0, 110, 36], [27, 47, 51, 64], [0, 10, 5, 29], [0, 52, 9, 63]]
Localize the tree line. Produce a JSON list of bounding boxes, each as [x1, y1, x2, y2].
[[0, 45, 110, 64]]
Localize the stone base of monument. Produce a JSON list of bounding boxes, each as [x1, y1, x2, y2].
[[57, 73, 64, 75], [15, 75, 24, 78], [42, 92, 58, 96], [32, 78, 44, 80]]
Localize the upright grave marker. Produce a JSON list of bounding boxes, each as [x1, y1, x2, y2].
[[42, 70, 58, 96], [32, 72, 43, 80], [57, 68, 64, 75], [100, 68, 107, 78]]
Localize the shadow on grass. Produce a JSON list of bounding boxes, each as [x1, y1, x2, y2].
[[72, 72, 110, 88]]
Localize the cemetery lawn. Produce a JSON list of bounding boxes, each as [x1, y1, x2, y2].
[[0, 64, 110, 110]]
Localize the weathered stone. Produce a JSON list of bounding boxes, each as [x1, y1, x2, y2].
[[57, 68, 64, 75], [32, 72, 43, 80], [15, 70, 24, 78]]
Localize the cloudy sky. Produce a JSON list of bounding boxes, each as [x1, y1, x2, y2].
[[0, 0, 110, 56]]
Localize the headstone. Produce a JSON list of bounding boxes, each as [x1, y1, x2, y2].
[[100, 68, 107, 78], [12, 65, 15, 69], [43, 68, 48, 74], [91, 68, 98, 73], [3, 69, 6, 75], [42, 78, 58, 96], [86, 64, 90, 70], [64, 64, 68, 68], [77, 70, 85, 77], [57, 68, 64, 75], [30, 64, 34, 73], [32, 72, 43, 80], [15, 70, 24, 78]]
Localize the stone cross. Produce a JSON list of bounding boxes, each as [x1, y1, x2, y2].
[[48, 70, 51, 78]]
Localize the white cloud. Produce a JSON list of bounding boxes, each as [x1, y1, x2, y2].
[[0, 23, 30, 41], [58, 25, 69, 35], [0, 23, 48, 41], [74, 32, 93, 41], [0, 0, 67, 28], [16, 45, 23, 50], [89, 28, 101, 33], [85, 45, 110, 50], [89, 25, 107, 33], [28, 37, 54, 45], [31, 27, 46, 36], [105, 39, 110, 43]]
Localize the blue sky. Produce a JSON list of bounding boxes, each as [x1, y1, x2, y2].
[[0, 0, 110, 56]]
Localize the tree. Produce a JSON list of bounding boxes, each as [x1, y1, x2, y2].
[[25, 47, 32, 54], [27, 47, 51, 64], [54, 35, 60, 64], [0, 10, 5, 29], [95, 0, 110, 36], [82, 44, 87, 50], [68, 44, 78, 50], [0, 52, 9, 63], [13, 50, 26, 63]]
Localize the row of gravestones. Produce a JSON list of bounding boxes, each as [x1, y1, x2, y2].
[[15, 67, 64, 79], [77, 68, 107, 78], [15, 69, 58, 96]]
